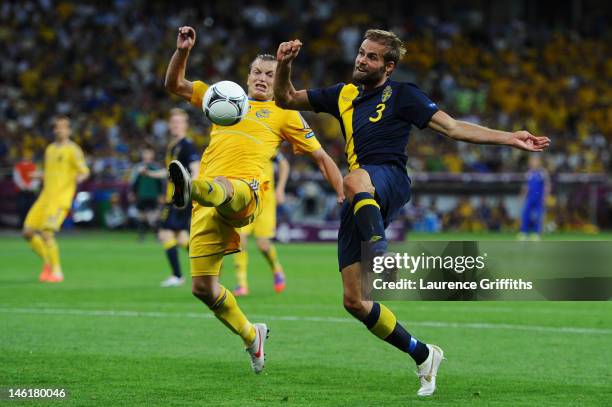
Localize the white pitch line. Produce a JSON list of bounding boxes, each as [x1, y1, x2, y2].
[[7, 301, 603, 316], [0, 306, 610, 336]]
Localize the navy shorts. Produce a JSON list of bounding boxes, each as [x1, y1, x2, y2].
[[159, 203, 191, 231], [338, 164, 411, 270]]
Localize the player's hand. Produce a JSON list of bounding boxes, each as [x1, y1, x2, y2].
[[275, 188, 286, 205], [336, 193, 346, 205], [177, 26, 196, 51], [510, 131, 551, 152], [276, 40, 303, 64]]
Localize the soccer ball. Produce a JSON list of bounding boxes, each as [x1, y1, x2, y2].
[[202, 81, 249, 126]]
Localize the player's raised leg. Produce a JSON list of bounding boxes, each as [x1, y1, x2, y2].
[[169, 160, 231, 209], [341, 261, 443, 396], [191, 256, 268, 373]]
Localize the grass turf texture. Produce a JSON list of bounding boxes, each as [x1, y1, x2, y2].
[[1, 231, 611, 406]]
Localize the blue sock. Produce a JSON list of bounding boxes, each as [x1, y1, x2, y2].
[[164, 245, 182, 278], [352, 192, 387, 255], [363, 302, 430, 365]]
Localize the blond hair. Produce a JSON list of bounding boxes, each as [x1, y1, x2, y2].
[[364, 29, 406, 65], [249, 54, 277, 71], [169, 108, 188, 120]]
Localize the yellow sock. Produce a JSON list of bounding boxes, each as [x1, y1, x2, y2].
[[30, 235, 49, 264], [191, 179, 227, 206], [234, 251, 248, 288], [219, 179, 253, 213], [369, 303, 397, 339], [209, 285, 256, 345], [162, 238, 177, 250], [45, 236, 61, 274], [262, 245, 282, 272]]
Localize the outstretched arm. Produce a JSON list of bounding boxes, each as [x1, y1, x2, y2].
[[428, 110, 551, 152], [307, 148, 345, 204], [274, 40, 313, 111], [164, 26, 197, 101]]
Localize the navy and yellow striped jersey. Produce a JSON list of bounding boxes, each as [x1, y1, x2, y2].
[[307, 79, 438, 170], [165, 137, 199, 171]]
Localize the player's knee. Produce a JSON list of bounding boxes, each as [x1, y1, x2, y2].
[[191, 283, 211, 303], [191, 280, 216, 305], [256, 238, 270, 252], [213, 176, 234, 199], [22, 228, 35, 240], [342, 294, 366, 318], [40, 230, 54, 242], [158, 229, 172, 243], [177, 232, 189, 247]]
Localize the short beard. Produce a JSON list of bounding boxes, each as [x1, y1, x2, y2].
[[352, 66, 386, 87]]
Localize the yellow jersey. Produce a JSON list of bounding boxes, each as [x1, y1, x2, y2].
[[40, 141, 89, 208], [190, 81, 321, 183]]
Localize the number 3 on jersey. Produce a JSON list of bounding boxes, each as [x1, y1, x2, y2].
[[369, 103, 386, 123]]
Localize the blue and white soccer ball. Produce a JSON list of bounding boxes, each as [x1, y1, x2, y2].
[[202, 81, 249, 126]]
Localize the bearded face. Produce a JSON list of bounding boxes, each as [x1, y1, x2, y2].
[[352, 39, 394, 88]]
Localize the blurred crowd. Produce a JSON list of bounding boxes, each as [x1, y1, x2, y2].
[[1, 0, 610, 175], [0, 0, 609, 230]]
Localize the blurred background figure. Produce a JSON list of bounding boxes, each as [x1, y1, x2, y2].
[[518, 156, 550, 240], [129, 147, 163, 241], [105, 192, 127, 230], [0, 0, 608, 236], [12, 149, 40, 227], [146, 109, 200, 288]]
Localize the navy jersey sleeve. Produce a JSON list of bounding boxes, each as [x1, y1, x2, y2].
[[307, 83, 344, 118], [397, 83, 439, 129], [179, 140, 200, 166]]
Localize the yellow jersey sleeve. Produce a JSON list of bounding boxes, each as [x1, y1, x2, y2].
[[72, 144, 89, 176], [190, 81, 210, 108], [281, 111, 321, 154]]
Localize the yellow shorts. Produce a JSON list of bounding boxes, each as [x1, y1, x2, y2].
[[190, 179, 265, 276], [238, 184, 276, 238], [24, 197, 69, 232]]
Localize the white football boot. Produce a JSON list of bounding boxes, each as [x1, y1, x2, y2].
[[246, 323, 269, 374], [416, 344, 445, 396], [160, 275, 185, 288]]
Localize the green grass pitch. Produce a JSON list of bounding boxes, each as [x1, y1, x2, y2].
[[1, 232, 611, 406]]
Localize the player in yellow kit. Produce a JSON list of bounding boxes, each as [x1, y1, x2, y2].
[[164, 26, 344, 374], [233, 153, 290, 297], [22, 116, 90, 282]]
